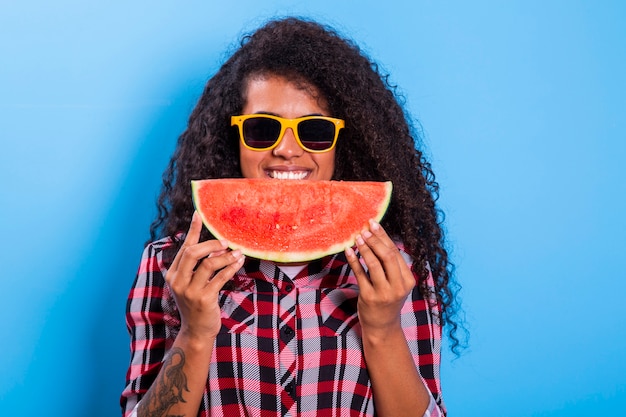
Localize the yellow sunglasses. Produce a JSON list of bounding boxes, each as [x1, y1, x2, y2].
[[231, 114, 345, 153]]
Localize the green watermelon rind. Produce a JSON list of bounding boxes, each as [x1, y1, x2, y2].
[[191, 179, 392, 263]]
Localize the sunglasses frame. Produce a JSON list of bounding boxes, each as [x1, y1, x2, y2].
[[231, 114, 345, 153]]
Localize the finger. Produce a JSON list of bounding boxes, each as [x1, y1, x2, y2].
[[176, 238, 230, 281], [207, 253, 246, 291], [365, 220, 415, 289], [170, 211, 203, 272], [361, 222, 398, 260], [354, 233, 391, 289], [207, 248, 229, 258], [362, 227, 412, 289], [367, 219, 395, 249], [345, 246, 374, 292], [190, 250, 243, 288]]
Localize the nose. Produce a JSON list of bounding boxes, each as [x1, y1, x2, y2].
[[272, 128, 304, 158]]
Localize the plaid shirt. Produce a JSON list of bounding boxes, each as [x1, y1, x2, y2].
[[121, 236, 446, 416]]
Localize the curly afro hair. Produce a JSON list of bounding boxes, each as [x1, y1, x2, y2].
[[149, 17, 464, 353]]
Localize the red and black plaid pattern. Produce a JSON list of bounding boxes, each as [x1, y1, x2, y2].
[[121, 237, 445, 416]]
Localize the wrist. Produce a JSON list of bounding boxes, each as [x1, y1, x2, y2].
[[177, 327, 217, 352], [361, 321, 404, 346]]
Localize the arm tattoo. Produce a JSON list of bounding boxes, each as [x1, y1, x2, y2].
[[137, 347, 191, 417]]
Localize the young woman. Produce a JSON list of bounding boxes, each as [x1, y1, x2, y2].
[[121, 17, 461, 417]]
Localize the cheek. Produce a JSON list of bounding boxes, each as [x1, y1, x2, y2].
[[314, 152, 336, 180], [239, 146, 266, 178]]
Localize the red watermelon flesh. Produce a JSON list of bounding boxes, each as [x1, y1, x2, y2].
[[191, 178, 392, 263]]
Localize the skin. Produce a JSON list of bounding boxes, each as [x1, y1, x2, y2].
[[137, 75, 433, 417]]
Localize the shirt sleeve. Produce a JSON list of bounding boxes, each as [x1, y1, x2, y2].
[[424, 394, 445, 417], [404, 283, 447, 416], [398, 248, 447, 416], [120, 239, 180, 417], [127, 404, 138, 417]]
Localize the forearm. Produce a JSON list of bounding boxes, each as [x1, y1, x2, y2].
[[136, 331, 214, 417], [362, 323, 432, 417]]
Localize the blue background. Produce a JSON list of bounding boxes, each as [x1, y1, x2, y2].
[[1, 1, 625, 416]]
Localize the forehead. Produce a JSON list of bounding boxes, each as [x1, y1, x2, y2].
[[242, 74, 329, 114]]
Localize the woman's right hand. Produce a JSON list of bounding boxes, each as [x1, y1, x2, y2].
[[165, 211, 245, 343]]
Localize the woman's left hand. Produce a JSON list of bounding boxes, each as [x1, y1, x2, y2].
[[345, 220, 416, 334]]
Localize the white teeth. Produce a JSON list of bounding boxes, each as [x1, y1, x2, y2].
[[270, 171, 308, 180]]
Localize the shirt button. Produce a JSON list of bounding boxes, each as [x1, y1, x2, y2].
[[280, 325, 295, 343], [285, 284, 294, 292]]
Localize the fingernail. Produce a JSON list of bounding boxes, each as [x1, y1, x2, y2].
[[232, 249, 242, 258], [356, 235, 365, 246], [362, 230, 373, 239], [345, 246, 355, 258], [220, 239, 229, 248], [369, 219, 380, 231]]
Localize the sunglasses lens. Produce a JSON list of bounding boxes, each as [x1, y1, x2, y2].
[[297, 119, 336, 151], [242, 117, 282, 149]]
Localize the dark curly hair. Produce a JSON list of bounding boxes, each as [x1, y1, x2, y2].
[[149, 17, 465, 353]]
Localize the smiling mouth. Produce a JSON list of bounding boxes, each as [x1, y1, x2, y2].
[[267, 170, 309, 180]]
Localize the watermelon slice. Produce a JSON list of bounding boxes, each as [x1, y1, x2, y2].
[[191, 178, 392, 263]]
